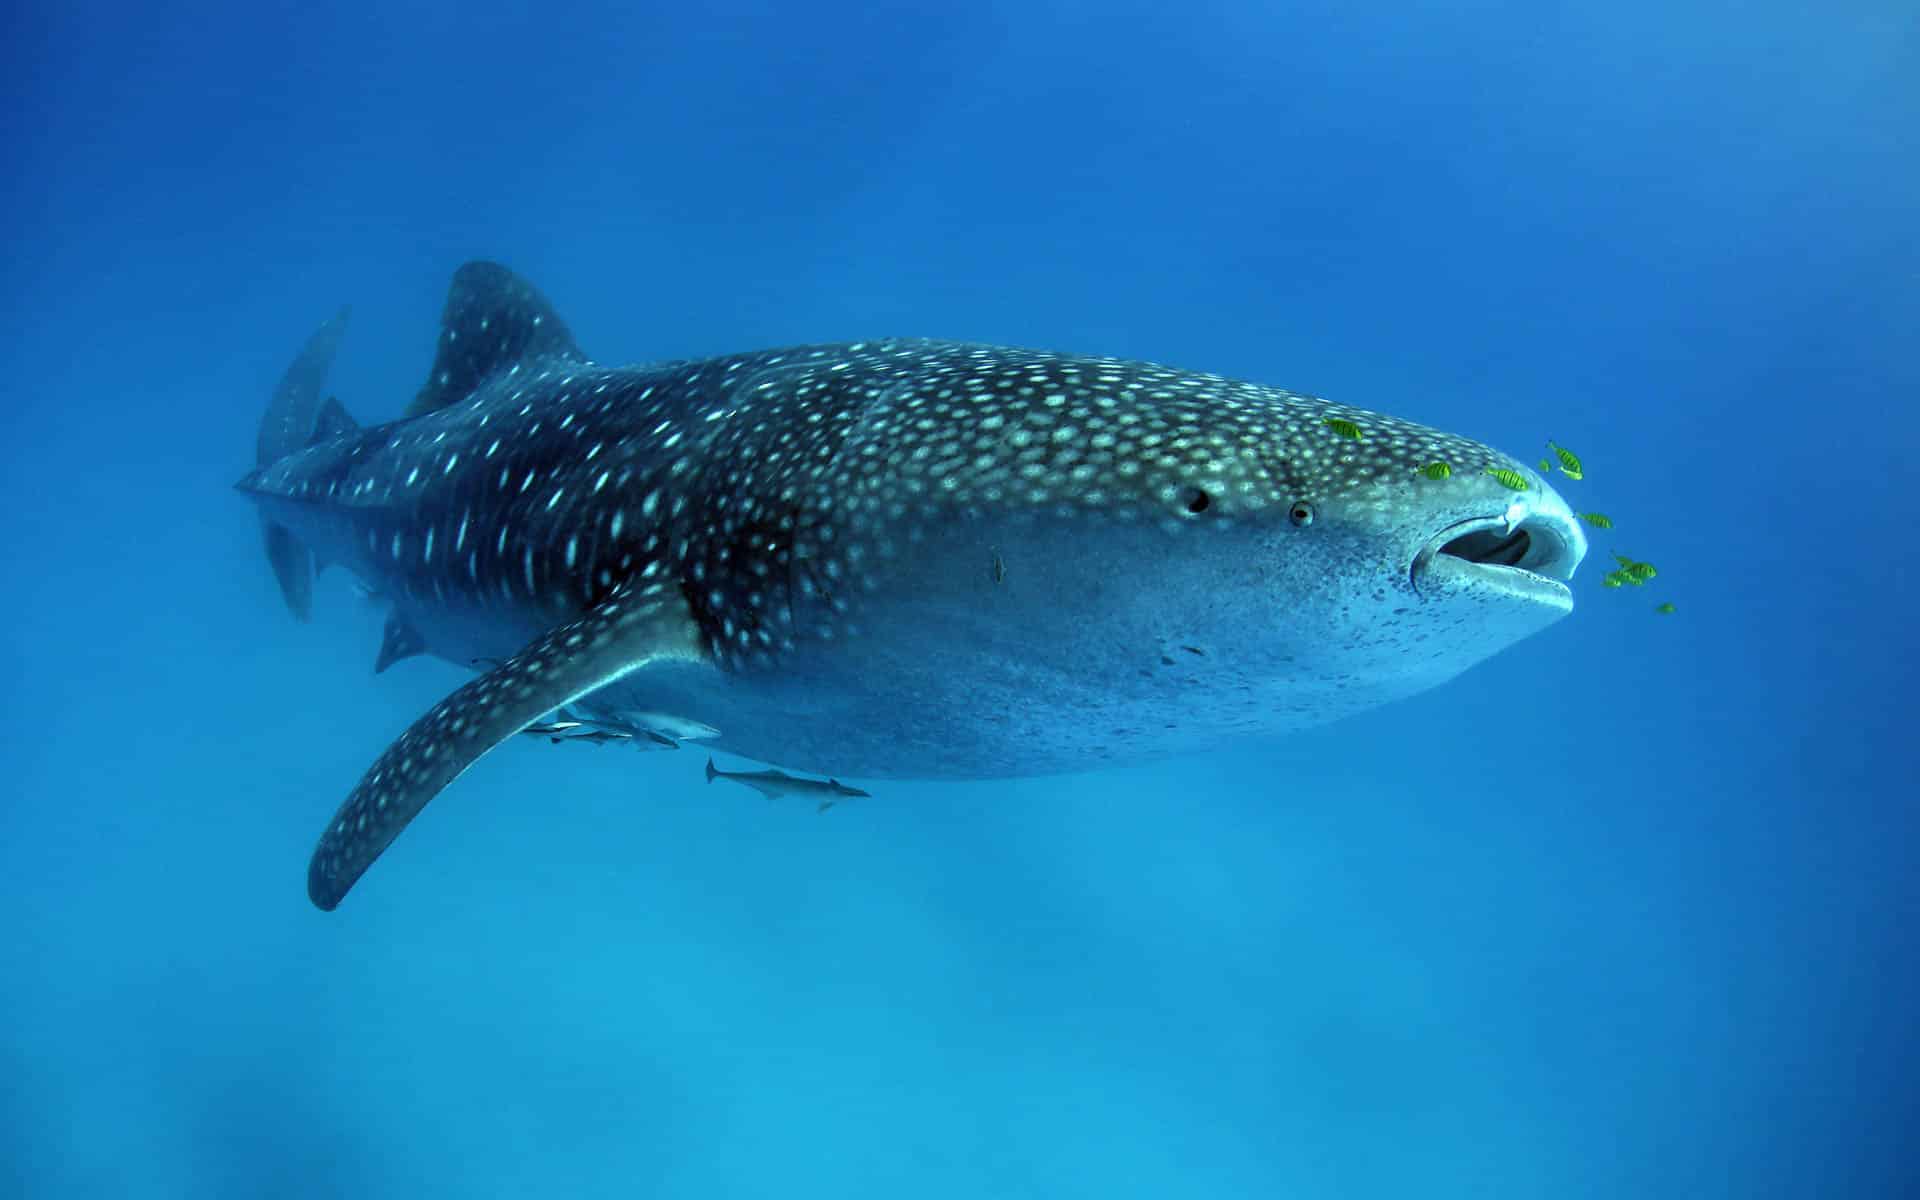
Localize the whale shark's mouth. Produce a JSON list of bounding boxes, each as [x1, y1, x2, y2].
[[1412, 513, 1580, 606]]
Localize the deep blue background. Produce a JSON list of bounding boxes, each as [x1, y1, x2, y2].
[[4, 1, 1915, 1196]]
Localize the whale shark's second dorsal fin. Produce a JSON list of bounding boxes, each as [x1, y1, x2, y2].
[[313, 394, 359, 442], [406, 261, 587, 417]]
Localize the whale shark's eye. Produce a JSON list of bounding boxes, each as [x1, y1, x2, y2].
[[1183, 488, 1212, 514], [1289, 501, 1315, 528]]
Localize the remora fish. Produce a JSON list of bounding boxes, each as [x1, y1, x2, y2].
[[238, 262, 1588, 910], [550, 729, 633, 746], [705, 757, 871, 811]]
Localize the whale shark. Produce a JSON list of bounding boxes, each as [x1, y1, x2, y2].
[[238, 262, 1587, 910]]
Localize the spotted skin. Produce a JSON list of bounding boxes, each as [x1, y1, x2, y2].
[[242, 262, 1588, 909], [306, 578, 704, 910]]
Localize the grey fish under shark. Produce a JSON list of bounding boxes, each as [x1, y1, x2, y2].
[[238, 261, 1588, 911], [705, 757, 871, 811]]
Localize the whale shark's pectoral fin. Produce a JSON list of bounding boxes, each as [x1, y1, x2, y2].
[[306, 580, 707, 911], [373, 613, 428, 674]]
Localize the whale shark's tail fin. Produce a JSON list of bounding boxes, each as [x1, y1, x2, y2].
[[254, 307, 351, 621]]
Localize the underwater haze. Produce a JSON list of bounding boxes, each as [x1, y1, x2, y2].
[[3, 1, 1916, 1196]]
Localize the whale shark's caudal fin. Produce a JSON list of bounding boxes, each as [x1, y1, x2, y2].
[[404, 261, 588, 418], [260, 523, 314, 623], [254, 307, 351, 621], [305, 578, 709, 911]]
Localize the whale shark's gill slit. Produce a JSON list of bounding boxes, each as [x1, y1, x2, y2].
[[1441, 527, 1531, 568]]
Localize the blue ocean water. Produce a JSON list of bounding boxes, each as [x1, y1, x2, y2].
[[3, 1, 1914, 1195]]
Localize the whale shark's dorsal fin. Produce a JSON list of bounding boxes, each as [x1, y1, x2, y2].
[[306, 579, 708, 910], [373, 612, 427, 674], [405, 261, 587, 418]]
